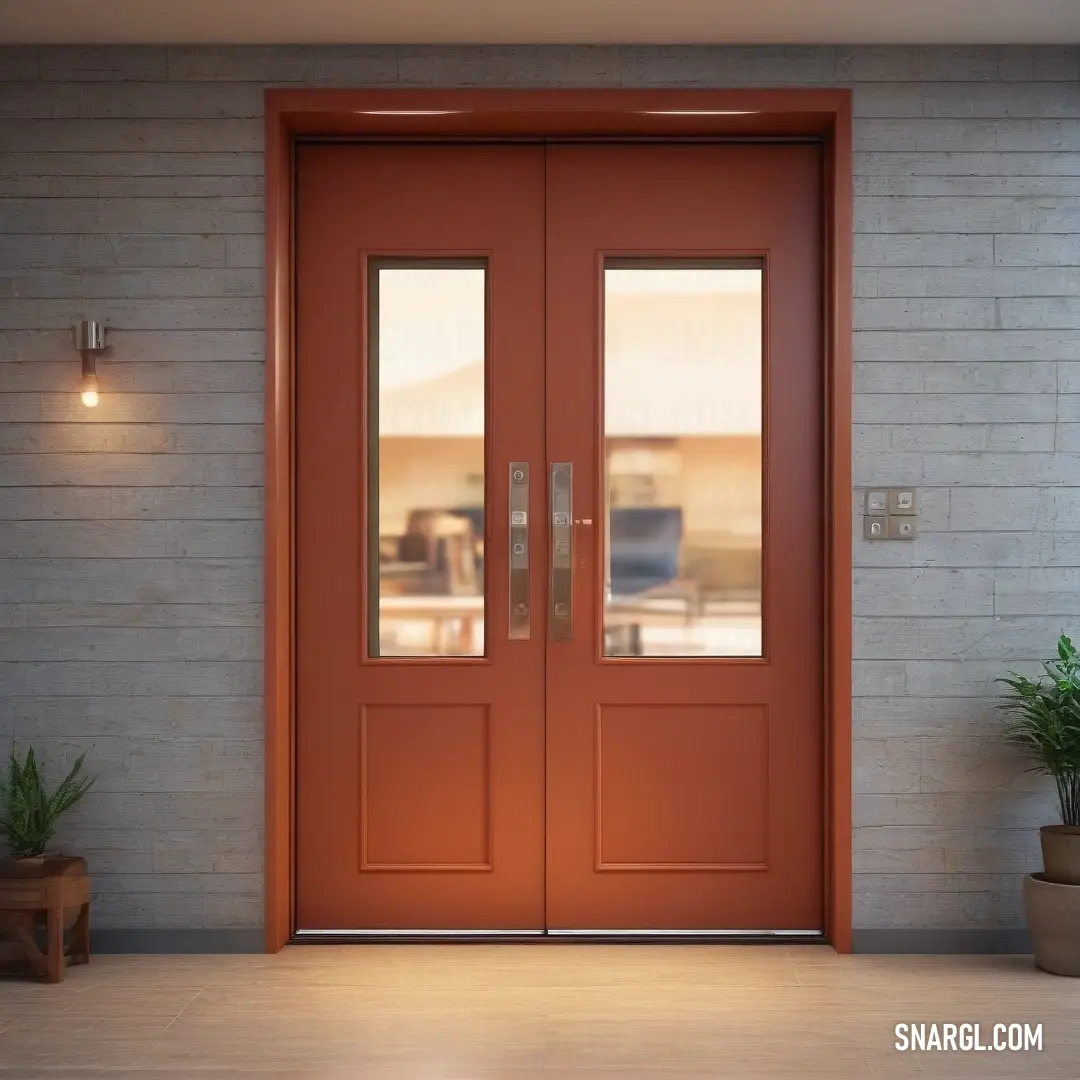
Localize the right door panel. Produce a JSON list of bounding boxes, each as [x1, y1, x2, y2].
[[544, 145, 824, 930]]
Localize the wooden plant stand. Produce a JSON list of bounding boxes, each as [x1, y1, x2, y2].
[[0, 856, 90, 982]]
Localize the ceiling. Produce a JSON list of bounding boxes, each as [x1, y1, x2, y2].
[[0, 0, 1077, 45]]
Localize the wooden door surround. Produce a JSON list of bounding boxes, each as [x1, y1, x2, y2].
[[265, 88, 853, 952]]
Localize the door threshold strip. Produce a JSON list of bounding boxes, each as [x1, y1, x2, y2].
[[548, 929, 822, 937], [292, 929, 825, 944]]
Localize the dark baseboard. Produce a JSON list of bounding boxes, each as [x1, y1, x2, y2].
[[91, 929, 264, 954], [853, 929, 1032, 954]]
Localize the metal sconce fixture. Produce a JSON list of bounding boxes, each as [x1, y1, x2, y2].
[[72, 320, 107, 407]]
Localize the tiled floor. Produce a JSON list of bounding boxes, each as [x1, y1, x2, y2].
[[0, 945, 1078, 1078]]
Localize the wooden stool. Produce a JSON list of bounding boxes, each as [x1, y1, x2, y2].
[[0, 856, 90, 982]]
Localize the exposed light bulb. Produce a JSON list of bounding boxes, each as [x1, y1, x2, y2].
[[73, 321, 106, 408], [81, 372, 99, 408]]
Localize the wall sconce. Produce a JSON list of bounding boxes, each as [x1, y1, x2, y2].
[[72, 320, 107, 407]]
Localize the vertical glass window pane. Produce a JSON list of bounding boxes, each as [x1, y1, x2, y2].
[[368, 262, 486, 657], [603, 262, 763, 658]]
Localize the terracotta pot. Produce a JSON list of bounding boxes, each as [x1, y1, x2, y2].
[[1024, 873, 1080, 977], [1040, 825, 1080, 887]]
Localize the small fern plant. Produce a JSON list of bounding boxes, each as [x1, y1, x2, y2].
[[0, 746, 95, 858], [997, 632, 1080, 828]]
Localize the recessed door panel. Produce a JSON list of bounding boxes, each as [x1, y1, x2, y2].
[[595, 703, 770, 870], [360, 704, 492, 870]]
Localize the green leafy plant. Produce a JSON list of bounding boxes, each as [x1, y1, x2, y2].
[[0, 746, 95, 858], [998, 632, 1080, 828]]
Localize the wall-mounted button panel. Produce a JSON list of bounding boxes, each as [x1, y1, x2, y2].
[[864, 487, 918, 541]]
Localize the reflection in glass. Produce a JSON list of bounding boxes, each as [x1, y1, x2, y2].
[[603, 263, 763, 657], [368, 263, 486, 657]]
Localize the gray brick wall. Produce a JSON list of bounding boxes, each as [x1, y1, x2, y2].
[[0, 44, 1077, 934]]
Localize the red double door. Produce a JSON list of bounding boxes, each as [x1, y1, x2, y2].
[[295, 142, 823, 932]]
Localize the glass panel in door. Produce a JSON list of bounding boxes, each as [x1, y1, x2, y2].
[[603, 260, 764, 657], [367, 260, 487, 657]]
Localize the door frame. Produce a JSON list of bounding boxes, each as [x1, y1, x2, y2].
[[264, 87, 853, 953]]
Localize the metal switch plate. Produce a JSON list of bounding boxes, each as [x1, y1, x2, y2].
[[889, 488, 916, 515], [863, 486, 918, 541], [888, 516, 917, 540]]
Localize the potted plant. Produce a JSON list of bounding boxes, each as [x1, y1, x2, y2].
[[998, 632, 1080, 976], [0, 746, 94, 861], [0, 747, 95, 980]]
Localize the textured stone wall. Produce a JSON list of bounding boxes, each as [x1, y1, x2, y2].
[[0, 45, 1077, 934]]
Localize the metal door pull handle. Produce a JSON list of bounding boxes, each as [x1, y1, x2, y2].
[[550, 462, 573, 640], [509, 463, 530, 639]]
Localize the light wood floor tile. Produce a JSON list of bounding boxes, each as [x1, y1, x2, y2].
[[0, 1073, 543, 1080], [0, 945, 1075, 1079]]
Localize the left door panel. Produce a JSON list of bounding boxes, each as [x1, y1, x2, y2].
[[296, 145, 547, 930]]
